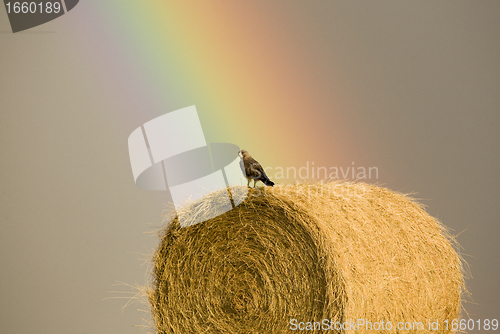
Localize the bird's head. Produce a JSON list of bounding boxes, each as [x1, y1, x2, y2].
[[238, 150, 248, 158]]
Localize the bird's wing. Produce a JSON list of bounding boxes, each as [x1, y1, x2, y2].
[[245, 157, 265, 179]]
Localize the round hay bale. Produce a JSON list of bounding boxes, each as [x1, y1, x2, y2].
[[149, 182, 465, 333]]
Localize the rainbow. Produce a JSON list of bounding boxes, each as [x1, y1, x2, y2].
[[67, 1, 360, 183]]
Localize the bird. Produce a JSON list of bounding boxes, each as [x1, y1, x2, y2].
[[238, 150, 275, 187]]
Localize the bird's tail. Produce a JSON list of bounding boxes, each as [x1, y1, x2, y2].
[[263, 178, 274, 187]]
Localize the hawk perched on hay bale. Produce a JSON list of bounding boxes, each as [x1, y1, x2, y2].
[[238, 150, 275, 187]]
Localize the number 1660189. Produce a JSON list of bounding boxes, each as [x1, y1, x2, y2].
[[5, 2, 61, 14]]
